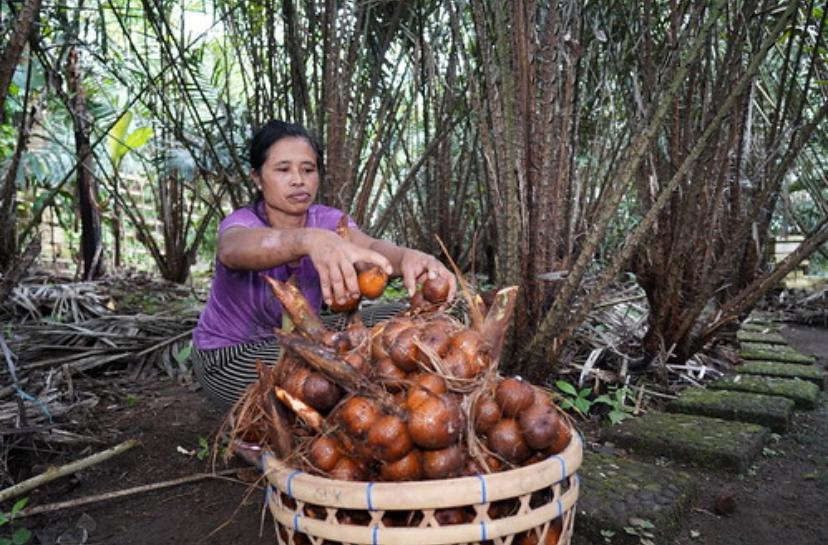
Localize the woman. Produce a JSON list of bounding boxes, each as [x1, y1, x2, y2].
[[192, 120, 455, 405]]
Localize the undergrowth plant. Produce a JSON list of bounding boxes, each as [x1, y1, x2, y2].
[[555, 381, 635, 424], [555, 380, 593, 415], [0, 498, 32, 545], [594, 386, 635, 425], [624, 517, 656, 545]]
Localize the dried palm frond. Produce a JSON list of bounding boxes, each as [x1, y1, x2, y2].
[[1, 270, 206, 323], [7, 314, 197, 380], [562, 277, 736, 403], [566, 278, 649, 380], [4, 280, 112, 323], [761, 285, 827, 326]]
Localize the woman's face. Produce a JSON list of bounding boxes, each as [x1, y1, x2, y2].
[[253, 136, 319, 223]]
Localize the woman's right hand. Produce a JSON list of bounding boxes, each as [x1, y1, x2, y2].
[[303, 229, 393, 307]]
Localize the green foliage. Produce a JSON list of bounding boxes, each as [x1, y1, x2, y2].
[[0, 123, 16, 161], [0, 498, 33, 545], [623, 517, 656, 545], [594, 387, 635, 425], [555, 381, 594, 415], [556, 381, 635, 424], [762, 446, 783, 458], [380, 278, 412, 301], [108, 112, 154, 170], [196, 436, 210, 461], [175, 343, 193, 366]]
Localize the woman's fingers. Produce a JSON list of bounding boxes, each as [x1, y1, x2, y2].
[[407, 253, 456, 301], [321, 251, 390, 306], [353, 247, 393, 276], [338, 259, 361, 300], [319, 265, 350, 306], [317, 267, 334, 306], [403, 274, 418, 298], [439, 266, 457, 301], [328, 262, 351, 305], [402, 251, 429, 296]]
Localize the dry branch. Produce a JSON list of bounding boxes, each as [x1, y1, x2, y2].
[[12, 468, 241, 519], [0, 439, 140, 503]]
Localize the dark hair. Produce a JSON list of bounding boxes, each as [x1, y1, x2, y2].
[[249, 120, 323, 173]]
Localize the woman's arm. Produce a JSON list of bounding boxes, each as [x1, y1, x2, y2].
[[219, 226, 311, 271], [219, 226, 392, 306], [349, 230, 457, 300]]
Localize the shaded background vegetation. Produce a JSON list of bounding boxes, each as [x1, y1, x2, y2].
[[1, 0, 826, 379]]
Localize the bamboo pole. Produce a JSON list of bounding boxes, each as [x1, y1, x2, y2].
[[0, 439, 140, 503]]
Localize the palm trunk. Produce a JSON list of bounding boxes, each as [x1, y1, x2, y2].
[[66, 48, 103, 280], [0, 0, 41, 269], [0, 0, 42, 118]]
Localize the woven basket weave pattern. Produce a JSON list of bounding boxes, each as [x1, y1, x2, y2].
[[263, 435, 582, 545]]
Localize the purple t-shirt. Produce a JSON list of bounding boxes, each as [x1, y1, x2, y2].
[[193, 202, 356, 350]]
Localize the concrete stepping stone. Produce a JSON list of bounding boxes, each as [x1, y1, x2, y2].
[[738, 361, 826, 389], [601, 413, 768, 472], [741, 322, 780, 333], [745, 313, 776, 325], [573, 452, 697, 545], [667, 388, 794, 432], [739, 343, 816, 364], [709, 374, 820, 409], [736, 330, 787, 344]]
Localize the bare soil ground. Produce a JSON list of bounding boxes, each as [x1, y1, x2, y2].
[[12, 323, 828, 545], [20, 382, 271, 545]]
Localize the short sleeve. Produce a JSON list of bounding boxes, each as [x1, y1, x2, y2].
[[219, 207, 266, 234], [308, 204, 359, 232]]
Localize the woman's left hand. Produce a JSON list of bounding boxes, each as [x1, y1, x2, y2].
[[399, 249, 456, 301]]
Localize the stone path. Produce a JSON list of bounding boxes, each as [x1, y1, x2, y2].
[[573, 316, 826, 545], [708, 374, 819, 408], [735, 330, 787, 344], [737, 360, 825, 387], [739, 343, 816, 364], [601, 413, 769, 472], [665, 389, 793, 432], [574, 453, 697, 545]]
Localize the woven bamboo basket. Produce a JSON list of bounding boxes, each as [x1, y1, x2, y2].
[[262, 433, 582, 545]]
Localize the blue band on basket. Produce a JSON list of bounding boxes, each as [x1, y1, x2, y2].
[[265, 485, 272, 506], [287, 470, 303, 499], [553, 455, 566, 482], [480, 521, 488, 540], [557, 498, 564, 517], [372, 525, 379, 545], [476, 474, 488, 504], [293, 513, 301, 532], [366, 482, 376, 511]]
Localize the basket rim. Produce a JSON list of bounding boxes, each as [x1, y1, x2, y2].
[[262, 433, 583, 510], [268, 478, 579, 545]]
